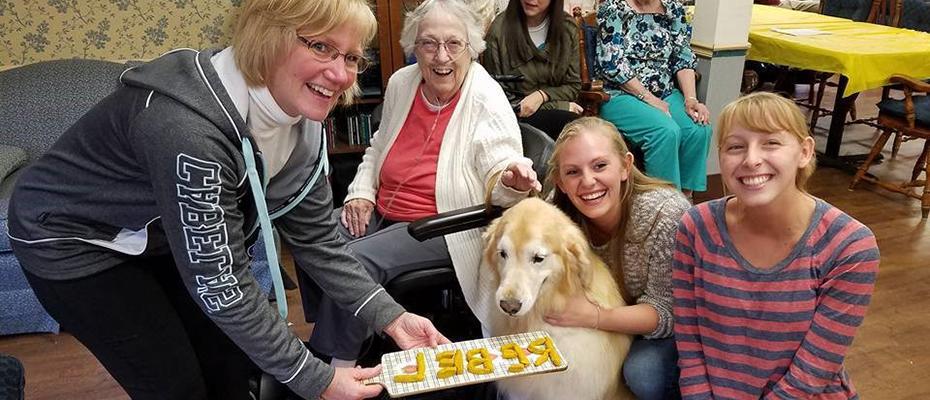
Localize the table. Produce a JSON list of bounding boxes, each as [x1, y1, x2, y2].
[[746, 5, 930, 159]]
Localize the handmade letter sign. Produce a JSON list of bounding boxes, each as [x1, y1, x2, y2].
[[363, 331, 568, 397]]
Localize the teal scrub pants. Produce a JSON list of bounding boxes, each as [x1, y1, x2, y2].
[[600, 90, 711, 191]]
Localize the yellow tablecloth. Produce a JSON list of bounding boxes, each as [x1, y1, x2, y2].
[[747, 5, 930, 97]]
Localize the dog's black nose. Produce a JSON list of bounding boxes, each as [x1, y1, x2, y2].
[[500, 299, 522, 315]]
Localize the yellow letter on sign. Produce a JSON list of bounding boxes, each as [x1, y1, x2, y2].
[[435, 350, 464, 379], [393, 352, 426, 383], [500, 342, 530, 373], [527, 337, 563, 367], [466, 348, 494, 375]]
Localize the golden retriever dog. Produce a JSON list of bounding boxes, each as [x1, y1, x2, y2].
[[482, 197, 634, 400]]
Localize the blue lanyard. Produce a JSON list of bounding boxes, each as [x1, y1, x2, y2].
[[241, 137, 288, 318], [241, 131, 329, 318]]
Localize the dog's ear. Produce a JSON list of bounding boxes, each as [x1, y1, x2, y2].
[[560, 228, 594, 294], [482, 217, 506, 274]]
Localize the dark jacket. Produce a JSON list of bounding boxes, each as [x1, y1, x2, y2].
[[8, 48, 403, 399], [482, 15, 582, 111]]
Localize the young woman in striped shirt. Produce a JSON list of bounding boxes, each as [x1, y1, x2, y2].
[[673, 92, 879, 399]]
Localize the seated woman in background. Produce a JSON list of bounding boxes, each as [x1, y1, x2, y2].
[[482, 0, 582, 139], [300, 0, 542, 367], [543, 117, 690, 400], [755, 0, 821, 13], [596, 0, 711, 195], [674, 92, 879, 399]]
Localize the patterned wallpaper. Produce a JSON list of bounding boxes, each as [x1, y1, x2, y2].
[[0, 0, 241, 67]]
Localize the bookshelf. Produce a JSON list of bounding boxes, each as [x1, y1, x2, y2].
[[327, 0, 415, 155], [327, 0, 423, 203], [324, 102, 379, 154]]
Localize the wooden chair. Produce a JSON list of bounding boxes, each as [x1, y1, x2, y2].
[[573, 6, 610, 116], [850, 74, 930, 218], [880, 0, 930, 157], [806, 0, 889, 132]]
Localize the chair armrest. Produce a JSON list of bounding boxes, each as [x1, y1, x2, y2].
[[582, 79, 606, 92], [578, 85, 610, 116], [407, 205, 504, 242], [491, 74, 525, 84], [890, 74, 930, 93]]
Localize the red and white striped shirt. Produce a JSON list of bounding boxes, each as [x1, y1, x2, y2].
[[673, 197, 879, 399]]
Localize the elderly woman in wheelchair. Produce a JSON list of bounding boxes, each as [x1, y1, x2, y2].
[[299, 0, 541, 368]]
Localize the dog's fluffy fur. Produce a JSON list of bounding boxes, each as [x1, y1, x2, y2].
[[482, 198, 633, 400]]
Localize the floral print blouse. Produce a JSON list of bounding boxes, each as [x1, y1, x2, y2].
[[596, 0, 697, 99]]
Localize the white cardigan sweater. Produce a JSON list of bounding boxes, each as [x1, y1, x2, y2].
[[346, 62, 530, 329]]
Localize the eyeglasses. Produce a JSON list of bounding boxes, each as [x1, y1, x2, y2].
[[297, 36, 371, 73], [414, 38, 469, 57]]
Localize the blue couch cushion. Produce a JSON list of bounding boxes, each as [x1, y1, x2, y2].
[[0, 146, 27, 185], [877, 95, 930, 128], [0, 198, 60, 334], [0, 59, 127, 162], [0, 286, 60, 335]]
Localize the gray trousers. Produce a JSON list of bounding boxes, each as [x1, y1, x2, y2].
[[301, 208, 451, 359]]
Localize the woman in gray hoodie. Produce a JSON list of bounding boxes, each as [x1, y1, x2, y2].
[[7, 0, 447, 399]]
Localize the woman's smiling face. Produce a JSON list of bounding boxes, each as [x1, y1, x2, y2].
[[556, 130, 632, 229], [414, 10, 472, 104], [266, 23, 363, 121], [719, 125, 814, 208]]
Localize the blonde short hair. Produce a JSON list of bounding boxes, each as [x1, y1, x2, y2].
[[716, 92, 817, 191], [233, 0, 377, 104]]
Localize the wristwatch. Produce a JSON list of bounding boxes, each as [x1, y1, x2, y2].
[[636, 90, 647, 101]]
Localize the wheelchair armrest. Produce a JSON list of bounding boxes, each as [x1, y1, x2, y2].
[[407, 204, 504, 242], [491, 74, 525, 83]]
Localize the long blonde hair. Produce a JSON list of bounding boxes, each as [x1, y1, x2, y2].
[[716, 92, 817, 192], [545, 117, 672, 296]]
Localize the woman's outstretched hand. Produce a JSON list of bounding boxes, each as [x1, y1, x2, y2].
[[383, 312, 451, 350], [501, 162, 542, 193]]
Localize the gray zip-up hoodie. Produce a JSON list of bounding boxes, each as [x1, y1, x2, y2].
[[8, 48, 404, 398]]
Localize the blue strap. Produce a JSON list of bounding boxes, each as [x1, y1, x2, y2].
[[269, 132, 329, 220], [242, 137, 288, 319]]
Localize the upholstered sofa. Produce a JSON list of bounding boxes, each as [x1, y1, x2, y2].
[[0, 58, 275, 335], [0, 59, 132, 335]]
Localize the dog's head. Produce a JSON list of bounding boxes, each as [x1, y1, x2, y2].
[[482, 198, 595, 317]]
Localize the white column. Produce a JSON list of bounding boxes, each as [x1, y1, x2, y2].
[[690, 0, 753, 176]]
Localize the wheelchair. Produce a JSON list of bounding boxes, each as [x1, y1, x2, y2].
[[359, 122, 554, 399]]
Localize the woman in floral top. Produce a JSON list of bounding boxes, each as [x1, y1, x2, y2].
[[596, 0, 711, 195]]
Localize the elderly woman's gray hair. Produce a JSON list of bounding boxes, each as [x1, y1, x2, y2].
[[398, 0, 487, 60]]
